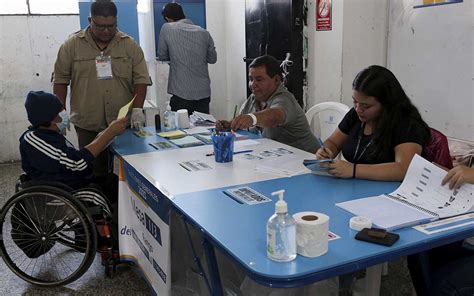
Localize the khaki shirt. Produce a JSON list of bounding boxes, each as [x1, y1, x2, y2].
[[54, 28, 151, 132]]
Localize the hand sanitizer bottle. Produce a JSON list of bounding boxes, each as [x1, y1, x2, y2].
[[267, 189, 297, 262], [163, 102, 176, 131]]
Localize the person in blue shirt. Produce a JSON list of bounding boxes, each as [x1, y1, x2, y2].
[[19, 90, 128, 199]]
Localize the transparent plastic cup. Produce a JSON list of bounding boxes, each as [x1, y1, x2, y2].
[[211, 132, 235, 163]]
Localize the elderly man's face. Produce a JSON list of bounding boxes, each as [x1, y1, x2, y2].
[[248, 65, 281, 102]]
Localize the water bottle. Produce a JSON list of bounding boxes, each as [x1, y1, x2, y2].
[[163, 102, 176, 131], [266, 190, 297, 262]]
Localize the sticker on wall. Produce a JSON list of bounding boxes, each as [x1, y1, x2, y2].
[[316, 0, 332, 31]]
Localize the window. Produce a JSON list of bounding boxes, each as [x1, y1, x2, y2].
[[0, 0, 79, 15]]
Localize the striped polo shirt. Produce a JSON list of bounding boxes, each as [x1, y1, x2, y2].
[[158, 19, 217, 100]]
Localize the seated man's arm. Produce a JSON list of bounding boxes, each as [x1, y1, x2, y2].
[[85, 117, 128, 157], [21, 132, 94, 178], [230, 107, 286, 131]]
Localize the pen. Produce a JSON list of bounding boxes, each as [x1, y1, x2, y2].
[[206, 149, 254, 157], [317, 137, 325, 149]]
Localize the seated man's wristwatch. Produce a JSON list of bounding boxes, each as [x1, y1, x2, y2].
[[247, 113, 257, 127]]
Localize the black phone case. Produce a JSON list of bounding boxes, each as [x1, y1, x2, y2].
[[355, 228, 400, 246]]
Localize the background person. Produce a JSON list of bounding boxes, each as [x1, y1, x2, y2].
[[216, 55, 319, 154], [53, 0, 151, 179], [315, 65, 431, 181], [158, 2, 217, 114]]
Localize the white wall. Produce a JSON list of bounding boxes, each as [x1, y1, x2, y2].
[[0, 16, 80, 163], [341, 0, 389, 103], [306, 0, 345, 108], [387, 0, 473, 141], [306, 0, 389, 108]]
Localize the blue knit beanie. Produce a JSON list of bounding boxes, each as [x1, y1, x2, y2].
[[25, 91, 64, 126]]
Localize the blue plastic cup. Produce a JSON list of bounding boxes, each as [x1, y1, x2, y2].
[[211, 132, 235, 163]]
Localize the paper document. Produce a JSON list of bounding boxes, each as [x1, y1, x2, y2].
[[184, 126, 211, 135], [117, 95, 136, 119], [169, 136, 204, 148], [336, 155, 474, 230], [189, 111, 217, 126], [255, 154, 308, 177], [157, 130, 186, 139]]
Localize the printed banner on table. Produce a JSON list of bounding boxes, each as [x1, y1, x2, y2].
[[118, 158, 171, 295], [316, 0, 332, 31]]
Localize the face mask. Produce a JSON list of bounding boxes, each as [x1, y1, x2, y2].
[[56, 110, 70, 135]]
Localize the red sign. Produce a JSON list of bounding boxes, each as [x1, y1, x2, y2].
[[316, 0, 332, 31]]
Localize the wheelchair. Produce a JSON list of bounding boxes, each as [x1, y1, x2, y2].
[[0, 175, 119, 287]]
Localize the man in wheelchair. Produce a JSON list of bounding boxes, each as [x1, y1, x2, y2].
[[15, 91, 128, 260]]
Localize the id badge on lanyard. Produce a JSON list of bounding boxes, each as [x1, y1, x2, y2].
[[96, 52, 113, 80]]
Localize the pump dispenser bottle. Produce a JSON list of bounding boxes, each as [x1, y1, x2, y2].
[[266, 189, 297, 262], [163, 101, 176, 131]]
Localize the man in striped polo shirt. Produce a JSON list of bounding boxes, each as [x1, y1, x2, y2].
[[158, 2, 217, 115]]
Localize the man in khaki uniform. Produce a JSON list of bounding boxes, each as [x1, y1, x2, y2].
[[53, 0, 151, 178]]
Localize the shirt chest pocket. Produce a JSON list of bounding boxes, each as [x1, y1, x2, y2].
[[112, 56, 132, 79], [72, 57, 95, 78]]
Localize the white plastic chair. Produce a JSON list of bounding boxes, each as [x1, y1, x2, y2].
[[305, 101, 350, 141]]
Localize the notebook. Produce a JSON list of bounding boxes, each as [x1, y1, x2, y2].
[[336, 155, 474, 230], [303, 159, 334, 177]]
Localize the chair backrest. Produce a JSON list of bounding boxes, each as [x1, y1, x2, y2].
[[424, 128, 453, 169], [305, 102, 350, 141]]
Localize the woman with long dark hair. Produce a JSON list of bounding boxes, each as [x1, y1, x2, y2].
[[316, 65, 431, 181]]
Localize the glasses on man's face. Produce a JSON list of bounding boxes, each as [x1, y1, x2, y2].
[[91, 18, 117, 31]]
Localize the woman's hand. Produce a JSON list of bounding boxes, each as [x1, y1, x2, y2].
[[315, 147, 334, 160], [321, 159, 354, 178], [442, 166, 474, 189]]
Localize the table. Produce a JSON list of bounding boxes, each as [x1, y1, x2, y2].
[[113, 130, 317, 295], [172, 174, 474, 290], [112, 129, 474, 295]]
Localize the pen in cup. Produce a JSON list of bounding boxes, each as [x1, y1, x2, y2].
[[206, 149, 253, 157]]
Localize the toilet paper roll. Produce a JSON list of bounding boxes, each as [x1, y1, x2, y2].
[[175, 109, 190, 129], [349, 216, 372, 231], [293, 212, 329, 258]]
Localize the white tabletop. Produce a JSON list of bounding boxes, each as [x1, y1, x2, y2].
[[122, 138, 314, 198]]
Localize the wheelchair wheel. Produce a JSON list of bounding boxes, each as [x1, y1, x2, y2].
[[0, 186, 97, 287]]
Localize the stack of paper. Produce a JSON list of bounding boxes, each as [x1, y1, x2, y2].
[[189, 111, 216, 126], [157, 130, 186, 139]]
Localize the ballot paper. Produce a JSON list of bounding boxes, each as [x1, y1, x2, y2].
[[337, 155, 474, 230], [117, 95, 136, 119]]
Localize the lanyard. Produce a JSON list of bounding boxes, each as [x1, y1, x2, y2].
[[353, 123, 373, 163]]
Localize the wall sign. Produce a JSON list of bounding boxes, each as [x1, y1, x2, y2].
[[316, 0, 332, 31]]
